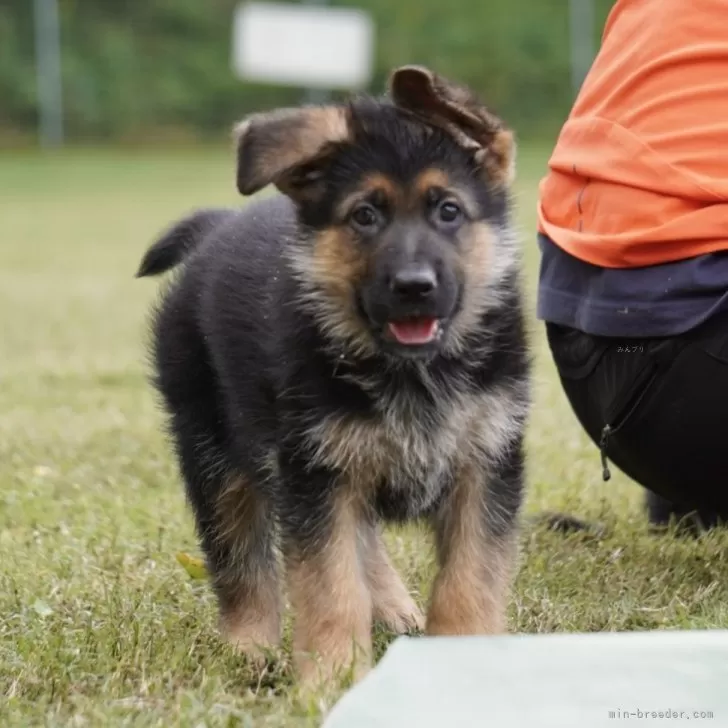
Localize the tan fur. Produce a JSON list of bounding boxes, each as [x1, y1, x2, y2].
[[360, 172, 402, 206], [234, 106, 350, 196], [448, 221, 496, 353], [312, 228, 368, 296], [214, 476, 282, 656], [426, 463, 516, 635], [286, 488, 373, 687], [338, 169, 479, 220], [219, 579, 282, 658], [304, 407, 446, 501], [477, 128, 517, 188], [358, 519, 425, 633], [305, 382, 524, 498], [413, 168, 450, 197], [413, 168, 482, 220], [288, 226, 375, 356], [333, 172, 402, 223]]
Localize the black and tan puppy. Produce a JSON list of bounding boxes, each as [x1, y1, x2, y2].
[[136, 65, 531, 686]]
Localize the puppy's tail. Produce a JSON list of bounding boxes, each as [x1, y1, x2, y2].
[[135, 208, 230, 278]]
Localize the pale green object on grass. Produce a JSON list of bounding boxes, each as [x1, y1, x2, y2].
[[323, 630, 728, 727]]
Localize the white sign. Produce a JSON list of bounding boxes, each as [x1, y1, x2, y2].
[[232, 2, 374, 90]]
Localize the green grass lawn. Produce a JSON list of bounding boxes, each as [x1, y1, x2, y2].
[[2, 144, 727, 727]]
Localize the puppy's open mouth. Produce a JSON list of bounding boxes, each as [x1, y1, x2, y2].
[[387, 317, 441, 345]]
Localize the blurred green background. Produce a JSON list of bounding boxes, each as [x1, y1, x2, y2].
[[2, 0, 614, 147]]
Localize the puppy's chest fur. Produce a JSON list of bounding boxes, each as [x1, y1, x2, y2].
[[300, 370, 522, 519]]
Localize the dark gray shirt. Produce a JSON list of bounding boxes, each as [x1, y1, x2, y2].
[[536, 233, 728, 338]]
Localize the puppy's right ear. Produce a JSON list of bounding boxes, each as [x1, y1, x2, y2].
[[234, 105, 351, 200]]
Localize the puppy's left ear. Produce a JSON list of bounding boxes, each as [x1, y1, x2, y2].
[[389, 65, 515, 187], [233, 105, 351, 199]]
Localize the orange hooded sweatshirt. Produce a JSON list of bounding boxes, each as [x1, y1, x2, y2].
[[538, 0, 728, 269]]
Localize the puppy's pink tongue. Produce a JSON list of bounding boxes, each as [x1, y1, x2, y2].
[[388, 318, 438, 345]]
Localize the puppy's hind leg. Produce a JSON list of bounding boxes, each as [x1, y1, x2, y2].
[[168, 408, 281, 662], [151, 281, 281, 662], [211, 473, 282, 660]]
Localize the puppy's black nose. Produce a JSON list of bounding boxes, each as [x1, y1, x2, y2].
[[391, 266, 437, 298]]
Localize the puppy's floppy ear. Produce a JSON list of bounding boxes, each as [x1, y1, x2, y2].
[[233, 105, 351, 198], [388, 65, 515, 187]]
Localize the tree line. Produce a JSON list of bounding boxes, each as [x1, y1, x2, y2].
[[0, 0, 614, 145]]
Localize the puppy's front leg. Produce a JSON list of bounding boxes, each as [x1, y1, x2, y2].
[[426, 438, 525, 636], [280, 465, 373, 688]]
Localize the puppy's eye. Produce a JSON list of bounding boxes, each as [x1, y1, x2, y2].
[[438, 201, 462, 224], [350, 204, 379, 231]]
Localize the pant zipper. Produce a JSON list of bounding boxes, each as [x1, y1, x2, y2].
[[599, 424, 612, 482]]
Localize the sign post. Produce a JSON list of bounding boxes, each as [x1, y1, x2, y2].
[[33, 0, 64, 147], [569, 0, 595, 96]]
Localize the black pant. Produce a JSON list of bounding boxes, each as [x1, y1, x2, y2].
[[545, 310, 728, 528]]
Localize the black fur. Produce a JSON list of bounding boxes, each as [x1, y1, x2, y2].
[[135, 208, 231, 278]]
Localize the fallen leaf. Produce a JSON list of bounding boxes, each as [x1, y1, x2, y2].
[[176, 552, 208, 580]]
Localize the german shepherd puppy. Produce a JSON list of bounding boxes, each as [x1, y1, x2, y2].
[[136, 65, 530, 686]]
